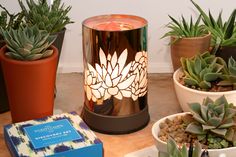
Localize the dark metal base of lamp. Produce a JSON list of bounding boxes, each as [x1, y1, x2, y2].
[[81, 105, 150, 134]]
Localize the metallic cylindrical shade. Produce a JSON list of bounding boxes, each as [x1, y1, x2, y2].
[[82, 14, 149, 134]]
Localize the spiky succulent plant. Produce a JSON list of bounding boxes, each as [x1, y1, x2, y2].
[[164, 137, 202, 157], [0, 26, 56, 60], [185, 96, 236, 146], [180, 52, 227, 90], [18, 0, 73, 34], [218, 57, 236, 89]]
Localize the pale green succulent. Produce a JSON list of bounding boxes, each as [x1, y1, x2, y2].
[[180, 52, 227, 90], [186, 96, 236, 146], [0, 26, 56, 60], [218, 57, 236, 89], [162, 137, 202, 157], [18, 0, 73, 34]]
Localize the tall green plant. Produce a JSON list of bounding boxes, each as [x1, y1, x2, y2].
[[18, 0, 74, 34], [191, 0, 236, 52], [162, 15, 208, 44]]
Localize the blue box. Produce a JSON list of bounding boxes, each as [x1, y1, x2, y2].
[[4, 112, 103, 157]]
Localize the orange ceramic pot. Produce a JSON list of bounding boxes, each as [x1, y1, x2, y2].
[[171, 33, 211, 71], [0, 46, 58, 123]]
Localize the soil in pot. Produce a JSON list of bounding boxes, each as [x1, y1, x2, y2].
[[158, 114, 235, 149]]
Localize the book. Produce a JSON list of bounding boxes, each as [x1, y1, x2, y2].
[[4, 112, 103, 157]]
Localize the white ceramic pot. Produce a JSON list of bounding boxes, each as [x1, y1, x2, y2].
[[152, 112, 236, 157], [173, 68, 236, 112]]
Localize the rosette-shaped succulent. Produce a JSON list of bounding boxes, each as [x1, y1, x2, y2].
[[186, 96, 236, 143], [180, 52, 226, 90], [218, 57, 236, 89], [0, 25, 56, 60]]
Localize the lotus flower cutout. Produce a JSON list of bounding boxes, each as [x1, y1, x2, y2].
[[84, 48, 148, 102]]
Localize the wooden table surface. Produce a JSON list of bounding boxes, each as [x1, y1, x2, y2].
[[0, 73, 182, 157]]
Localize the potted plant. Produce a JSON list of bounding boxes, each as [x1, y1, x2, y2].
[[173, 51, 236, 112], [162, 14, 211, 71], [152, 96, 236, 157], [0, 4, 24, 113], [0, 26, 58, 122], [191, 0, 236, 62], [18, 0, 74, 64]]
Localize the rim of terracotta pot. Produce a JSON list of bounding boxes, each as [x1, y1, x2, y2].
[[0, 45, 58, 65], [171, 32, 211, 40], [173, 67, 236, 96], [152, 112, 236, 153]]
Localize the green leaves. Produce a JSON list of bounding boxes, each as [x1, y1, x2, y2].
[[186, 96, 236, 144], [18, 0, 74, 33], [166, 137, 202, 157], [191, 0, 236, 48], [180, 52, 224, 90], [162, 14, 208, 44], [0, 25, 57, 60]]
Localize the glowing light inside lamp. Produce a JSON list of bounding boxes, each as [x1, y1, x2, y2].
[[84, 49, 148, 103]]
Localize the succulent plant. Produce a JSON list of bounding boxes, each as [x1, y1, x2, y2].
[[0, 4, 24, 31], [18, 0, 74, 34], [191, 0, 236, 52], [163, 137, 202, 157], [185, 96, 236, 146], [0, 26, 56, 61], [218, 57, 236, 89], [180, 52, 226, 90], [162, 14, 208, 44]]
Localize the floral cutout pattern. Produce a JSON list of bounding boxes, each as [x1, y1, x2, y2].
[[84, 48, 148, 102]]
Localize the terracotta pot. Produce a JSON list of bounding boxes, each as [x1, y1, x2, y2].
[[152, 112, 236, 156], [0, 46, 58, 123], [215, 46, 236, 63], [173, 68, 236, 112], [171, 33, 211, 71]]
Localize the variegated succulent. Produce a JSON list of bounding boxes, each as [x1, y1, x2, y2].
[[164, 137, 203, 157], [180, 52, 227, 90], [0, 26, 56, 61], [218, 57, 236, 89], [186, 96, 236, 148]]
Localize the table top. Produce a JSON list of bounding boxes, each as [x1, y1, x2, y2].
[[0, 73, 181, 157]]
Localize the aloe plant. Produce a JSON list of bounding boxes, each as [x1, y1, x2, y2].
[[180, 52, 226, 90], [191, 0, 236, 52], [18, 0, 74, 34], [185, 96, 236, 149], [162, 14, 208, 44], [0, 26, 56, 60], [162, 137, 202, 157]]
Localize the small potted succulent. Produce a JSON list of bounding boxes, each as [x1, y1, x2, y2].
[[162, 14, 211, 71], [191, 0, 236, 62], [0, 4, 24, 113], [0, 26, 58, 123], [152, 96, 236, 157], [173, 51, 236, 112], [18, 0, 74, 63]]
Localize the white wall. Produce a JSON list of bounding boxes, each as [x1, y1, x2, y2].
[[1, 0, 235, 73]]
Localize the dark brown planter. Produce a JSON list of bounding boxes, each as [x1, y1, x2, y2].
[[52, 27, 66, 66], [0, 46, 58, 123], [171, 33, 211, 71], [215, 46, 236, 63], [0, 41, 9, 113]]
